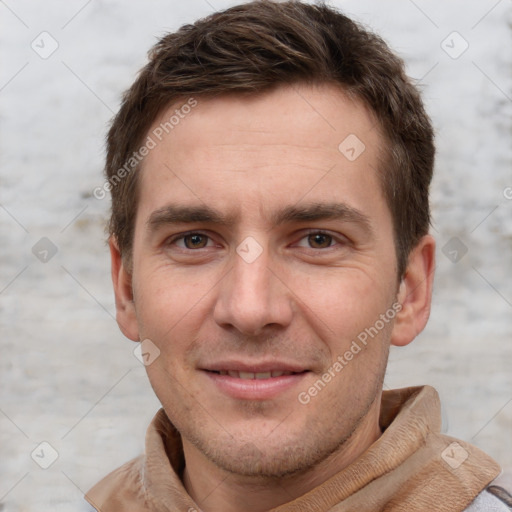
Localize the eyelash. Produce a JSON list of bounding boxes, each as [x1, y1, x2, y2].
[[166, 230, 347, 251]]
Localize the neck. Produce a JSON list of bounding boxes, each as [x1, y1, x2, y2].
[[182, 399, 382, 512]]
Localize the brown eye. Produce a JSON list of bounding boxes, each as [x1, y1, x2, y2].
[[308, 233, 333, 249], [183, 234, 208, 249]]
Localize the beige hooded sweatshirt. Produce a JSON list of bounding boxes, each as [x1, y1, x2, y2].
[[86, 386, 509, 512]]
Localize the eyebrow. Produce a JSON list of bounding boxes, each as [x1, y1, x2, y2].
[[146, 202, 373, 235], [271, 203, 373, 234], [147, 205, 236, 231]]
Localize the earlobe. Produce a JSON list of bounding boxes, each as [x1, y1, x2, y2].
[[109, 237, 140, 342], [391, 234, 436, 347]]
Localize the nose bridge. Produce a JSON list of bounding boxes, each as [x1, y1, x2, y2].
[[234, 246, 270, 300], [213, 243, 292, 335]]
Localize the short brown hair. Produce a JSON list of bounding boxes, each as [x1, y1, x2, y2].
[[105, 0, 434, 278]]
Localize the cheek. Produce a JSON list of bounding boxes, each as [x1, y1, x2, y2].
[[132, 266, 192, 339], [132, 263, 220, 363], [294, 269, 393, 334]]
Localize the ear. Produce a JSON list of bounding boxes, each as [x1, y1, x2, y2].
[[109, 237, 139, 342], [391, 234, 436, 347]]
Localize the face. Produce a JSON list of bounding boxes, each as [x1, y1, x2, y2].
[[113, 83, 429, 479]]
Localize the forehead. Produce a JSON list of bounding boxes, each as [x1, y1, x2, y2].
[[149, 83, 383, 158], [136, 83, 388, 227]]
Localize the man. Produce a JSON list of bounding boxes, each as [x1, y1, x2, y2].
[[86, 1, 511, 510]]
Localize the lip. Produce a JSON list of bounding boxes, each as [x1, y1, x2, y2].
[[201, 360, 307, 374], [201, 361, 310, 401]]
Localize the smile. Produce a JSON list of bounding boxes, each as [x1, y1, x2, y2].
[[202, 367, 309, 400], [210, 370, 299, 379]]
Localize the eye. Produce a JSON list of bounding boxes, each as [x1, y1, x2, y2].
[[295, 231, 339, 249], [306, 233, 334, 249], [171, 232, 214, 249]]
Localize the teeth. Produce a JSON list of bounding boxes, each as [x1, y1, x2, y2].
[[255, 371, 271, 379], [218, 370, 295, 379]]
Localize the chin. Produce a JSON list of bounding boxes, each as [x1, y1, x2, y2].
[[192, 422, 352, 480], [209, 442, 321, 479]]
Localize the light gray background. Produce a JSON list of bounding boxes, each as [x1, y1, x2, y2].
[[1, 0, 511, 510]]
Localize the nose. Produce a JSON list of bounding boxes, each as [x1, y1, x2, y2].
[[213, 244, 293, 336]]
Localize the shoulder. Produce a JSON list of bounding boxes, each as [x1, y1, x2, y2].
[[465, 472, 512, 511], [84, 455, 148, 512]]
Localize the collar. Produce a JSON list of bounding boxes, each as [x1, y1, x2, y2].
[[86, 385, 501, 511]]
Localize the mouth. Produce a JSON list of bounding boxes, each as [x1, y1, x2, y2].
[[207, 369, 303, 379], [201, 364, 310, 400]]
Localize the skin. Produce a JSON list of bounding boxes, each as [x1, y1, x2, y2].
[[111, 83, 435, 512]]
